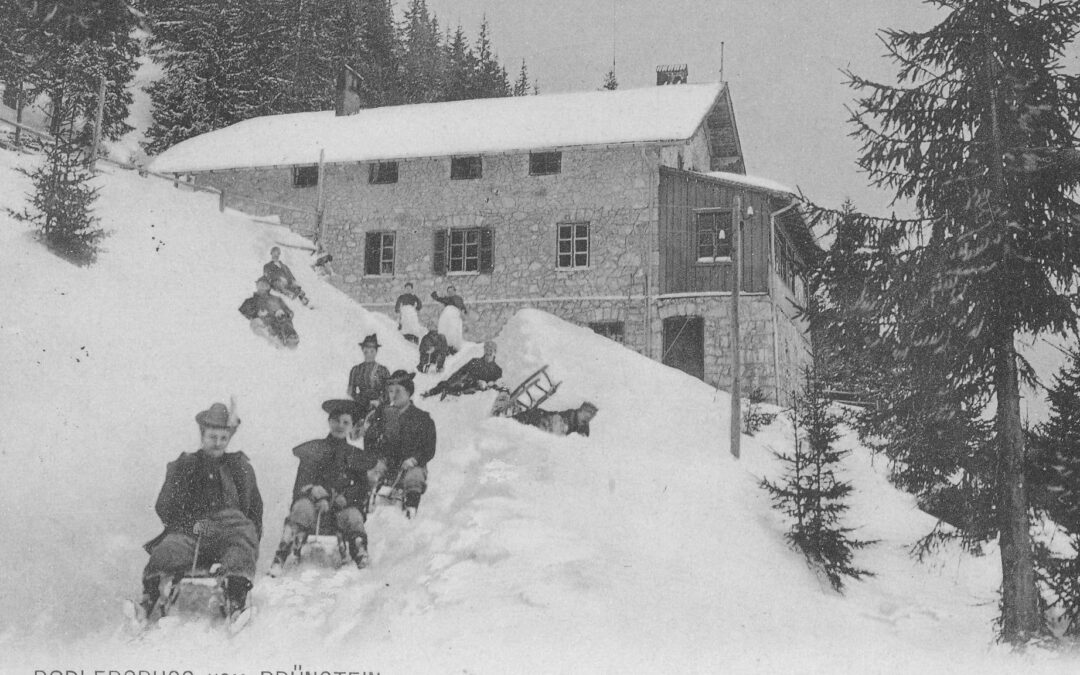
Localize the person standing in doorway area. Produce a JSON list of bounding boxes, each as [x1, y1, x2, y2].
[[395, 282, 424, 344], [432, 285, 467, 354], [348, 333, 391, 413]]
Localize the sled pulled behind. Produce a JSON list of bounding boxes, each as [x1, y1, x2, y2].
[[491, 365, 561, 417]]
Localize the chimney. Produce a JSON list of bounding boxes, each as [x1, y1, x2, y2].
[[335, 63, 363, 116], [656, 64, 688, 86]]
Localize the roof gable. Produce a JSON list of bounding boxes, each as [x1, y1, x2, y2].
[[149, 83, 732, 174]]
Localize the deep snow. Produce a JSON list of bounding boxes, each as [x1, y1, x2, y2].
[[1, 142, 1079, 674]]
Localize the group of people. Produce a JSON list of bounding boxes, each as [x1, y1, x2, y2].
[[238, 247, 310, 348], [395, 282, 468, 356], [140, 267, 599, 623]]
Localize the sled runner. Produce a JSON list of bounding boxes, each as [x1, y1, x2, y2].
[[491, 365, 561, 417], [126, 564, 251, 633], [367, 466, 407, 514]]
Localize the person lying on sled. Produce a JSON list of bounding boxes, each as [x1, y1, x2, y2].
[[421, 340, 502, 399]]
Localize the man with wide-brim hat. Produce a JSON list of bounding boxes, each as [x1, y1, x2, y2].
[[269, 399, 377, 575], [139, 400, 263, 620], [362, 370, 437, 518], [348, 333, 390, 411]]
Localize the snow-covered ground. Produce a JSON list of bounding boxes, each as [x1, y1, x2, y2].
[[2, 143, 1079, 674]]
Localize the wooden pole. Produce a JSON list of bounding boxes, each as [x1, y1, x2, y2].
[[316, 148, 327, 241], [730, 195, 743, 458], [14, 84, 24, 149], [89, 73, 106, 171]]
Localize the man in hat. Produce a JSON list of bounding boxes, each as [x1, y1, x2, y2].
[[139, 401, 263, 619], [239, 277, 299, 348], [362, 370, 437, 518], [269, 400, 377, 575], [395, 282, 423, 344], [263, 246, 310, 306], [422, 340, 502, 399], [348, 334, 391, 411], [513, 401, 599, 437]]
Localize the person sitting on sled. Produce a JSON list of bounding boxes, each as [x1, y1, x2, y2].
[[348, 333, 391, 412], [513, 401, 598, 437], [139, 400, 263, 620], [422, 340, 502, 399], [362, 370, 437, 518], [239, 276, 299, 348], [417, 329, 449, 374], [269, 400, 377, 575], [263, 246, 310, 306]]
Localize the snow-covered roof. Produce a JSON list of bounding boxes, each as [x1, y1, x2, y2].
[[148, 83, 727, 173], [699, 171, 797, 197]]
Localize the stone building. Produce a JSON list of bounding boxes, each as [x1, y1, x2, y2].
[[150, 79, 815, 402]]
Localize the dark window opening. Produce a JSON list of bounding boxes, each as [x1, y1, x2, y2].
[[2, 82, 20, 109], [451, 156, 483, 180], [695, 210, 731, 261], [557, 222, 589, 269], [292, 165, 318, 188], [364, 231, 395, 276], [529, 151, 562, 176], [589, 321, 625, 343], [369, 162, 398, 184]]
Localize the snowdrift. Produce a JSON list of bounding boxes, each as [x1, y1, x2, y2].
[[1, 144, 1078, 674]]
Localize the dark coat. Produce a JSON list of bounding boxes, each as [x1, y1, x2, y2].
[[424, 357, 503, 397], [513, 408, 591, 437], [144, 449, 263, 552], [239, 291, 293, 321], [364, 403, 437, 469], [395, 292, 422, 313], [418, 331, 449, 373], [348, 361, 391, 408], [291, 435, 377, 509], [263, 260, 297, 286], [431, 291, 467, 314]]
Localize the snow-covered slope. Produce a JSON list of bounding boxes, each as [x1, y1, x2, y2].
[[1, 144, 1078, 673]]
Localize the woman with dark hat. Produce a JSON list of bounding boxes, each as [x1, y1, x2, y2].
[[139, 400, 263, 621], [363, 370, 437, 518], [347, 333, 391, 411], [269, 399, 377, 575]]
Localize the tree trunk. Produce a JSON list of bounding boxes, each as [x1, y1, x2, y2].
[[994, 323, 1040, 642]]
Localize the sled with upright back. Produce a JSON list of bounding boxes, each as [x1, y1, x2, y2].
[[490, 365, 561, 417]]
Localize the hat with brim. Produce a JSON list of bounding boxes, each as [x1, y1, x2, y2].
[[387, 369, 416, 396], [322, 399, 363, 420], [359, 333, 382, 349], [196, 402, 240, 429]]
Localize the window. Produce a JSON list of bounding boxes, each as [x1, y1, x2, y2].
[[2, 82, 20, 109], [434, 227, 494, 274], [588, 321, 624, 343], [776, 234, 807, 305], [695, 210, 731, 262], [292, 165, 318, 188], [557, 222, 589, 269], [529, 151, 562, 175], [364, 231, 395, 276], [450, 156, 483, 180], [369, 162, 398, 184]]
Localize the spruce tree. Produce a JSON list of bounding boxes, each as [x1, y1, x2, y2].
[[399, 0, 442, 103], [512, 59, 531, 97], [442, 26, 476, 102], [760, 370, 875, 592], [804, 0, 1080, 643], [352, 0, 401, 107], [11, 100, 104, 264], [470, 16, 510, 98], [601, 67, 618, 90]]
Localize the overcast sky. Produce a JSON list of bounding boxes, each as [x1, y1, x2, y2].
[[422, 0, 1079, 218]]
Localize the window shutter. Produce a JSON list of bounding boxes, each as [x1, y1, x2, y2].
[[479, 226, 494, 274], [433, 229, 447, 275], [364, 232, 380, 275]]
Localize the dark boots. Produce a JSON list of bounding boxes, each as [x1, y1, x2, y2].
[[348, 534, 369, 569], [224, 575, 252, 612]]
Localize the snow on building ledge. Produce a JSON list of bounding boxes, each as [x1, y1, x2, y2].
[[148, 83, 728, 174], [697, 171, 797, 197]]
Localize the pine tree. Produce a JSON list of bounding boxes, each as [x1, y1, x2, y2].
[[601, 67, 618, 90], [11, 99, 104, 265], [352, 0, 401, 107], [512, 59, 531, 97], [470, 16, 509, 98], [1030, 349, 1080, 636], [442, 25, 476, 102], [804, 0, 1080, 643], [399, 0, 442, 103], [760, 370, 875, 592]]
